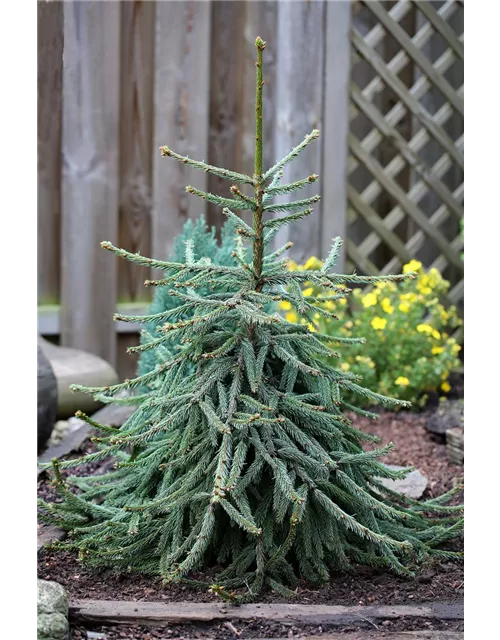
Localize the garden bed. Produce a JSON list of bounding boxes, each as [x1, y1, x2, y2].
[[38, 408, 463, 639]]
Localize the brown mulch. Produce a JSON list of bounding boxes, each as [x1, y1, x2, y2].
[[38, 408, 463, 638]]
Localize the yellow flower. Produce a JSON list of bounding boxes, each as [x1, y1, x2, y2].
[[323, 300, 336, 311], [287, 260, 297, 271], [399, 302, 410, 313], [452, 344, 461, 355], [441, 381, 451, 393], [313, 313, 321, 321], [362, 292, 378, 308], [395, 376, 410, 387], [356, 356, 375, 369], [345, 320, 353, 329], [431, 329, 441, 340], [279, 301, 292, 310], [381, 297, 394, 315], [307, 322, 316, 332], [400, 292, 417, 303], [439, 307, 449, 323], [428, 268, 442, 288], [403, 259, 422, 274], [285, 312, 298, 323], [304, 256, 322, 270], [420, 287, 432, 295], [417, 323, 433, 334], [432, 346, 444, 355], [339, 298, 347, 306], [302, 287, 314, 297], [371, 317, 387, 330], [441, 371, 449, 381], [340, 362, 350, 371]]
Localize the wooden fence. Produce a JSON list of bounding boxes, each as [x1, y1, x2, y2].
[[37, 0, 464, 377]]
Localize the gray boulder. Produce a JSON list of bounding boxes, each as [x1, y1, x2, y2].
[[38, 344, 58, 452], [427, 399, 464, 435], [39, 337, 118, 418], [37, 580, 68, 640], [377, 465, 428, 499]]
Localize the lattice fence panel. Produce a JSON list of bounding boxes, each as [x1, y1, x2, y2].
[[347, 0, 464, 311]]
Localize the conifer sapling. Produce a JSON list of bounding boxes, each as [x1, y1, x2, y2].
[[39, 37, 463, 600]]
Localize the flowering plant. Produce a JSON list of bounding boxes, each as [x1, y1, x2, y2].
[[279, 257, 462, 407]]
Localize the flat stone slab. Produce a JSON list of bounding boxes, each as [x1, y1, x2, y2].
[[69, 600, 463, 627], [37, 525, 66, 553], [377, 465, 428, 499], [38, 402, 136, 473], [427, 400, 464, 435]]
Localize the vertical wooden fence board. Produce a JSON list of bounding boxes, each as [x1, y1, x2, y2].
[[273, 0, 326, 263], [240, 1, 277, 207], [61, 1, 121, 366], [38, 0, 63, 304], [320, 0, 351, 270], [152, 0, 212, 270], [118, 0, 156, 303], [207, 0, 247, 230]]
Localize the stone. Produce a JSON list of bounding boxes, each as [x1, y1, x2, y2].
[[38, 344, 58, 452], [377, 465, 428, 499], [426, 399, 464, 435], [38, 579, 68, 616], [37, 580, 69, 640], [37, 613, 68, 640], [49, 420, 69, 446], [38, 337, 118, 418]]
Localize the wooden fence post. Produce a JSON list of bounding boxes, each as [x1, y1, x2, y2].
[[60, 1, 121, 366], [321, 0, 351, 270], [273, 0, 326, 263], [152, 0, 212, 272], [38, 0, 63, 305]]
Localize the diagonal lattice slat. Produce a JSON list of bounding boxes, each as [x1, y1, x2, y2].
[[346, 0, 463, 313]]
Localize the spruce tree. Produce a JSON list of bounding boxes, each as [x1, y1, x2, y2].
[[39, 38, 462, 600], [137, 215, 242, 382]]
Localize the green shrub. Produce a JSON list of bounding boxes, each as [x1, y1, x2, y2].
[[137, 215, 241, 382], [279, 257, 462, 407]]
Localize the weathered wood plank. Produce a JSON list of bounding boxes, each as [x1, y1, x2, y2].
[[360, 140, 462, 263], [207, 0, 247, 230], [152, 0, 212, 272], [382, 182, 463, 276], [239, 1, 277, 226], [415, 1, 464, 61], [350, 0, 459, 115], [364, 1, 463, 117], [38, 0, 63, 304], [273, 0, 325, 262], [347, 181, 413, 264], [302, 634, 463, 640], [351, 84, 463, 221], [349, 136, 463, 272], [70, 600, 464, 627], [118, 0, 155, 302], [321, 0, 351, 269], [60, 1, 121, 366], [351, 29, 463, 171]]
